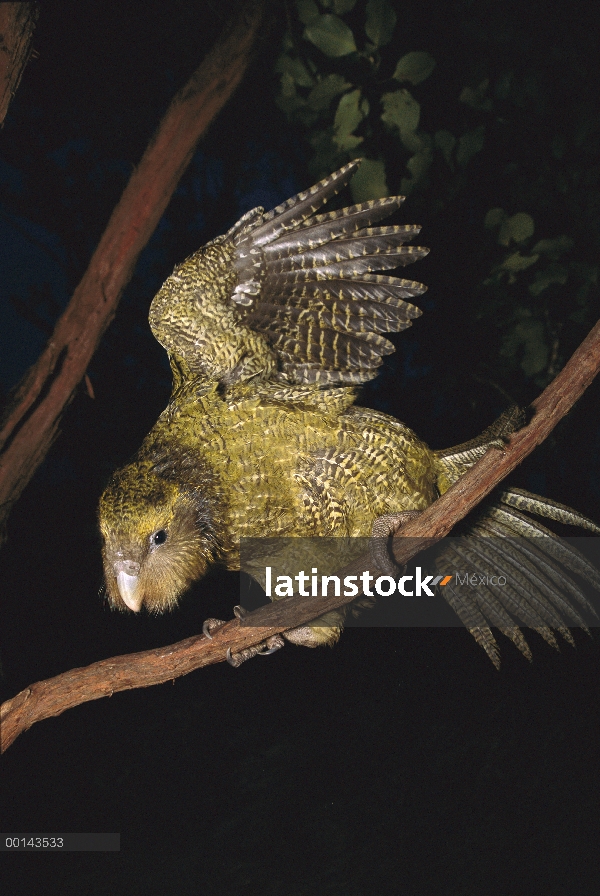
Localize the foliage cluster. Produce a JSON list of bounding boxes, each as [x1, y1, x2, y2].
[[275, 0, 599, 391]]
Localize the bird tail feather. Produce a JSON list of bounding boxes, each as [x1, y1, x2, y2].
[[431, 410, 600, 666]]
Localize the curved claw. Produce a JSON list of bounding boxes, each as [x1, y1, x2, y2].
[[257, 635, 285, 656], [226, 647, 244, 667], [204, 607, 247, 639], [225, 644, 258, 668], [226, 634, 285, 667], [202, 618, 226, 639]]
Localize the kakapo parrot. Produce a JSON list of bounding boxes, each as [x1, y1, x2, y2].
[[98, 160, 600, 667]]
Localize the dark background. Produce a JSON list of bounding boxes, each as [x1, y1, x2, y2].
[[1, 2, 599, 894]]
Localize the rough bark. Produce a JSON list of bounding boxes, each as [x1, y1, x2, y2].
[[0, 0, 267, 539], [2, 316, 599, 753], [0, 2, 40, 127]]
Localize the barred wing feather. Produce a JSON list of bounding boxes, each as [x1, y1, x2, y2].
[[229, 160, 428, 385]]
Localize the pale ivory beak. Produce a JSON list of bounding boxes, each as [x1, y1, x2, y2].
[[117, 571, 143, 612]]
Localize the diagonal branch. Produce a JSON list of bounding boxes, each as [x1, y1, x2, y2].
[[0, 2, 40, 128], [0, 0, 267, 539], [2, 316, 599, 753]]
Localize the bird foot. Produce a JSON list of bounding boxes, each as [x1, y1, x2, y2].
[[370, 510, 422, 577], [201, 605, 248, 639], [202, 609, 285, 667], [226, 635, 285, 668], [202, 617, 227, 638]]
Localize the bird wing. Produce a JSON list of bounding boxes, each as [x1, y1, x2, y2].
[[148, 160, 428, 389]]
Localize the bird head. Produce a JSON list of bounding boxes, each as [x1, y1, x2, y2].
[[98, 463, 218, 614]]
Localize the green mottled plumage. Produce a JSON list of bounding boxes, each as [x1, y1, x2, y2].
[[99, 160, 600, 665]]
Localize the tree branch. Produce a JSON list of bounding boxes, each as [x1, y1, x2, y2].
[[2, 317, 599, 754], [0, 0, 267, 539], [0, 2, 40, 128]]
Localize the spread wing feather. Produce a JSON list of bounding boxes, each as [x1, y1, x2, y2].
[[149, 160, 428, 389], [255, 273, 424, 303], [228, 161, 428, 384]]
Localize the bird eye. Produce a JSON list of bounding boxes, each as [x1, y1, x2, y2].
[[152, 529, 167, 546]]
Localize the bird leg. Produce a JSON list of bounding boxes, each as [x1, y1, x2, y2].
[[370, 510, 422, 577], [202, 606, 285, 667]]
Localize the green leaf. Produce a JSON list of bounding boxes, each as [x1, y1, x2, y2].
[[499, 252, 539, 274], [522, 340, 549, 376], [456, 125, 485, 167], [434, 130, 456, 167], [307, 74, 352, 111], [335, 134, 364, 151], [406, 146, 433, 182], [276, 74, 308, 117], [509, 212, 535, 243], [275, 54, 315, 88], [401, 129, 425, 154], [280, 71, 297, 99], [392, 51, 436, 85], [531, 235, 574, 260], [331, 0, 358, 12], [365, 0, 397, 47], [304, 14, 357, 57], [350, 158, 389, 202], [501, 316, 549, 377], [528, 264, 568, 296], [459, 79, 492, 111], [381, 89, 420, 137], [334, 89, 365, 138], [296, 0, 320, 25], [498, 213, 534, 246], [276, 91, 308, 117], [503, 255, 539, 274], [484, 208, 506, 230], [321, 0, 358, 11], [515, 319, 549, 376]]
